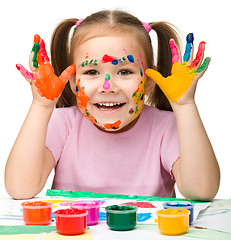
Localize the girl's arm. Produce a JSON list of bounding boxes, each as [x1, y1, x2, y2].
[[171, 102, 220, 201], [5, 103, 55, 199], [5, 35, 76, 199], [145, 34, 220, 201]]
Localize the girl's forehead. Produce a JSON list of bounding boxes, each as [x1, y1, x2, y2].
[[74, 35, 146, 63]]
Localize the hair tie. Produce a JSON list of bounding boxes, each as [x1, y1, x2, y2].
[[76, 18, 84, 27], [142, 22, 152, 33]]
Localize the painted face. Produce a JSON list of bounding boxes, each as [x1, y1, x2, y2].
[[73, 35, 147, 132]]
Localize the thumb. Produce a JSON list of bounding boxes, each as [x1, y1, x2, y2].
[[59, 64, 76, 84], [145, 69, 164, 87]]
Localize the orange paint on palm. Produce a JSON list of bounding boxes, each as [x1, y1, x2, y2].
[[33, 63, 65, 100]]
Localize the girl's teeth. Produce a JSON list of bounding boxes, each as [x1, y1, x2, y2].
[[97, 102, 124, 110], [98, 103, 122, 106]]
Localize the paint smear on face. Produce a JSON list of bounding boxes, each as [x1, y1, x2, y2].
[[103, 73, 111, 90], [129, 54, 146, 121], [101, 54, 136, 66], [104, 121, 121, 130], [76, 79, 121, 130]]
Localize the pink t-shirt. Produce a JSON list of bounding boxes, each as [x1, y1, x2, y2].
[[45, 105, 179, 197]]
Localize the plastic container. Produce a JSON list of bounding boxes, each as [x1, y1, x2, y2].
[[21, 201, 53, 225], [54, 208, 87, 235], [163, 201, 194, 224], [157, 208, 190, 235], [105, 205, 137, 231], [71, 200, 100, 226]]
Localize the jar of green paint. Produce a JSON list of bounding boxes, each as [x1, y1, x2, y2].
[[105, 205, 137, 231]]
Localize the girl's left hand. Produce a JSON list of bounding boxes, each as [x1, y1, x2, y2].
[[145, 33, 210, 106]]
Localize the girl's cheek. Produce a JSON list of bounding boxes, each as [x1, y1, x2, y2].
[[75, 79, 89, 110]]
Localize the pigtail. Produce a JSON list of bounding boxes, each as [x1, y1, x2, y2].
[[50, 18, 78, 108], [147, 22, 180, 111]]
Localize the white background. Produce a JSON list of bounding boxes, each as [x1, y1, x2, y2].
[[0, 0, 230, 199]]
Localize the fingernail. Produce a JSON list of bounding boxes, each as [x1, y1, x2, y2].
[[186, 33, 194, 44]]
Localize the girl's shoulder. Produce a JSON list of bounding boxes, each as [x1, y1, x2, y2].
[[50, 106, 81, 128], [143, 105, 174, 121]]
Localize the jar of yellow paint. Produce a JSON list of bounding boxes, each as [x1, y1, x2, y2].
[[156, 208, 190, 235]]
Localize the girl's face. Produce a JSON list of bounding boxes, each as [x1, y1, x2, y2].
[[72, 34, 151, 132]]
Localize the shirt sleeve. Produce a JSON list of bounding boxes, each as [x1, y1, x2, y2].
[[160, 113, 180, 178], [45, 108, 69, 166]]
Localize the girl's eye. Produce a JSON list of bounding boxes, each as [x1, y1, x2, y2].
[[84, 70, 99, 75], [118, 69, 133, 75]]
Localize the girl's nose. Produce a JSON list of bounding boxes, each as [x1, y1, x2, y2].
[[98, 74, 119, 93]]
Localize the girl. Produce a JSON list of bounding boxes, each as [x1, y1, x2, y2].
[[5, 10, 220, 201]]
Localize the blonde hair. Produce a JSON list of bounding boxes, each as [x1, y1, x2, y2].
[[50, 10, 180, 111]]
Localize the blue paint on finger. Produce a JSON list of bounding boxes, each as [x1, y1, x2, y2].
[[183, 33, 194, 62]]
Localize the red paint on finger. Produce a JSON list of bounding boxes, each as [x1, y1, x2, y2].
[[190, 41, 205, 68], [16, 64, 36, 80], [40, 39, 50, 63], [169, 39, 179, 64]]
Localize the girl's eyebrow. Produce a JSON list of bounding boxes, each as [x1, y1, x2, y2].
[[79, 59, 139, 68]]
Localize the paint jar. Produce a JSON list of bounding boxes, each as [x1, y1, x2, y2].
[[163, 201, 194, 224], [157, 208, 190, 235], [54, 208, 87, 235], [70, 200, 100, 226], [105, 205, 137, 231], [21, 201, 53, 225]]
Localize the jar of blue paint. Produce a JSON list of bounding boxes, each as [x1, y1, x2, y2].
[[163, 201, 194, 225]]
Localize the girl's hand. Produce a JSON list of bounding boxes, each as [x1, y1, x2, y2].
[[16, 34, 76, 107], [145, 33, 210, 105]]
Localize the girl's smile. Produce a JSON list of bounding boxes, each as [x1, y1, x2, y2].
[[71, 35, 149, 132]]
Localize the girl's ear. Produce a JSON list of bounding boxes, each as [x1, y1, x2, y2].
[[69, 75, 76, 95], [145, 77, 156, 95]]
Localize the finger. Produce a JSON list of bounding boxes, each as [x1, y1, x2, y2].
[[31, 34, 44, 68], [190, 41, 205, 69], [145, 68, 164, 86], [183, 33, 194, 63], [59, 64, 76, 84], [31, 42, 40, 68], [196, 57, 210, 74], [16, 64, 36, 82], [169, 39, 181, 64], [39, 39, 50, 64], [34, 34, 41, 43]]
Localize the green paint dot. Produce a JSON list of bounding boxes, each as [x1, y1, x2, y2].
[[105, 73, 110, 81]]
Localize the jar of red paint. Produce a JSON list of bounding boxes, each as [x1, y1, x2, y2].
[[54, 208, 87, 235]]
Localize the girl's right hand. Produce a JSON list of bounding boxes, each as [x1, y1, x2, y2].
[[16, 34, 76, 108]]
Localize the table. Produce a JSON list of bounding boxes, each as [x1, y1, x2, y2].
[[0, 190, 230, 240]]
